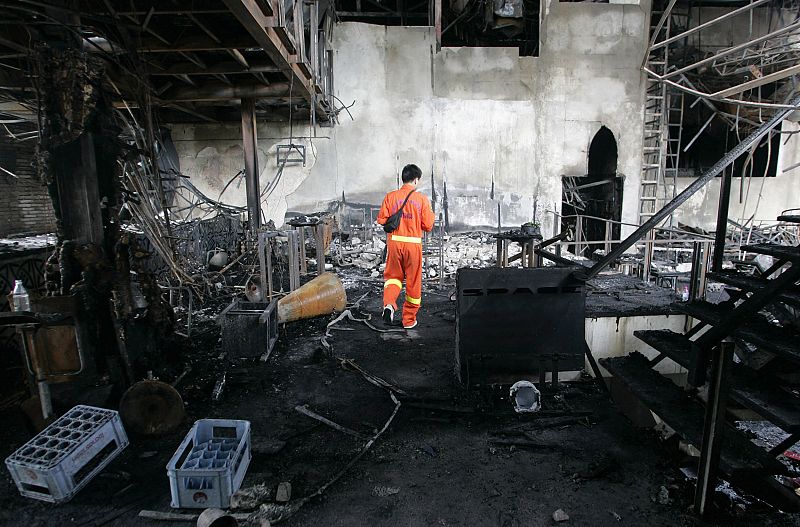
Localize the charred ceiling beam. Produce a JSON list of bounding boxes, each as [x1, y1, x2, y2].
[[148, 61, 281, 76], [222, 0, 319, 111], [90, 33, 258, 53], [159, 82, 290, 102]]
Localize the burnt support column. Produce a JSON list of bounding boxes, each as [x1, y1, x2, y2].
[[54, 134, 104, 246], [694, 340, 734, 516], [712, 169, 733, 272], [434, 0, 441, 51], [241, 97, 261, 235]]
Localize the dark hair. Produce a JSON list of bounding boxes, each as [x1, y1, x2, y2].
[[401, 164, 422, 184]]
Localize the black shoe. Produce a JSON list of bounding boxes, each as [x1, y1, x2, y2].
[[382, 305, 395, 325]]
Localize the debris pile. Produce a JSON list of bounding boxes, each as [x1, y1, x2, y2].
[[335, 231, 505, 279]]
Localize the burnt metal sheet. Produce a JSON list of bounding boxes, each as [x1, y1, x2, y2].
[[455, 267, 585, 385]]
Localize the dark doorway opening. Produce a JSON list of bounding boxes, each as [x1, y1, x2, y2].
[[561, 126, 624, 257]]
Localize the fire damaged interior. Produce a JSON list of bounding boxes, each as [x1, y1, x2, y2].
[[1, 0, 800, 525]]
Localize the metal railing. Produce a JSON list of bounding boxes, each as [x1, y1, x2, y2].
[[551, 211, 714, 287]]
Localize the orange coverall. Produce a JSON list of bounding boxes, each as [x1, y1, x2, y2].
[[377, 183, 435, 327]]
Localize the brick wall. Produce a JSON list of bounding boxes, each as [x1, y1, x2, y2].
[[0, 137, 56, 236]]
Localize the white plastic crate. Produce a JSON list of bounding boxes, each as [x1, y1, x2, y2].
[[167, 419, 251, 509], [5, 405, 129, 503]]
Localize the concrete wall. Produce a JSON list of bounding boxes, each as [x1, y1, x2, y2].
[[171, 0, 650, 233], [585, 314, 687, 376], [0, 138, 56, 237]]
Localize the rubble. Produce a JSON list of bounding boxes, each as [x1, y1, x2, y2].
[[552, 509, 570, 522], [275, 482, 292, 503], [372, 486, 400, 497]]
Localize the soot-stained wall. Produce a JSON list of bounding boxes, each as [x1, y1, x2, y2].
[[0, 138, 56, 237], [172, 0, 650, 236]]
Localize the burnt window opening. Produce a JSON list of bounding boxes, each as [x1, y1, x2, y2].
[[334, 0, 540, 56], [333, 0, 436, 26], [561, 126, 624, 257], [442, 0, 540, 56], [676, 105, 780, 178]]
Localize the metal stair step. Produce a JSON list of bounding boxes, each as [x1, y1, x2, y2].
[[741, 243, 800, 262], [675, 301, 800, 364], [635, 329, 800, 431], [600, 352, 788, 476], [731, 364, 800, 433], [634, 329, 692, 368], [707, 271, 800, 307]]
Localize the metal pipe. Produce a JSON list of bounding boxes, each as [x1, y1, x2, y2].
[[694, 341, 734, 516], [663, 21, 800, 80], [684, 114, 715, 153], [712, 169, 733, 272]]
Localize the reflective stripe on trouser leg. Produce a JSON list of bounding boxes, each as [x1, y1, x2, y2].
[[384, 279, 403, 289], [405, 295, 421, 305], [383, 246, 405, 311], [402, 244, 423, 328]]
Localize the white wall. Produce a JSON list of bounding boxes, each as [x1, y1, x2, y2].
[[171, 1, 650, 233], [585, 314, 688, 376]]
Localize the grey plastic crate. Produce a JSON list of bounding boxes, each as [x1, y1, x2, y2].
[[5, 405, 129, 503], [167, 419, 251, 508]]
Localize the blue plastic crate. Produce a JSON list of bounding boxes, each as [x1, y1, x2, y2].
[[5, 405, 129, 503], [167, 419, 251, 508]]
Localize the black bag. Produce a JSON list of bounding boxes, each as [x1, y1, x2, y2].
[[382, 189, 416, 233]]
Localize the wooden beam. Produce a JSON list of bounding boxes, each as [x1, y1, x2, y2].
[[228, 49, 250, 68], [138, 33, 257, 52], [309, 0, 319, 85], [223, 0, 317, 108], [160, 82, 290, 102], [150, 61, 280, 76], [241, 97, 261, 233], [163, 103, 219, 123]]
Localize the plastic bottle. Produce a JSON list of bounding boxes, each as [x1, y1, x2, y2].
[[681, 285, 690, 302], [11, 279, 31, 312]]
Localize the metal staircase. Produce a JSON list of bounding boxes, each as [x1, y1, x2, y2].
[[601, 220, 800, 513], [639, 3, 688, 228]]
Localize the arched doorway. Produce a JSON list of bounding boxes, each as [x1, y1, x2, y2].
[[561, 126, 624, 257]]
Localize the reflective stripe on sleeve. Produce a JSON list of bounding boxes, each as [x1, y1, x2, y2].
[[391, 235, 422, 244], [384, 279, 403, 289]]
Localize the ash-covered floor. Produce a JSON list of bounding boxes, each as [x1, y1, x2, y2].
[[0, 273, 798, 526]]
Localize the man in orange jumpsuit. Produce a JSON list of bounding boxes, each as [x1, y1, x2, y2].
[[377, 164, 435, 329]]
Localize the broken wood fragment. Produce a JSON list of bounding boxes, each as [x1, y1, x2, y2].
[[294, 405, 367, 439]]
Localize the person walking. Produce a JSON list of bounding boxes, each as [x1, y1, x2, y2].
[[377, 164, 435, 329]]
